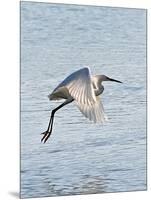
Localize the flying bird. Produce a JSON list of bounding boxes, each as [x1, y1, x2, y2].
[[41, 67, 122, 143]]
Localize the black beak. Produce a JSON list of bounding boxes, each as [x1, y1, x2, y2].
[[108, 77, 122, 83]]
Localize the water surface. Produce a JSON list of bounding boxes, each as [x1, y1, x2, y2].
[[21, 2, 147, 198]]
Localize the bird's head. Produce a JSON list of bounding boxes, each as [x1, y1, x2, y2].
[[100, 75, 122, 83]]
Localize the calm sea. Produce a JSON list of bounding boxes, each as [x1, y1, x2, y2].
[[21, 2, 147, 198]]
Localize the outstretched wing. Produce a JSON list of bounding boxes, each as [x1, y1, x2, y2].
[[50, 67, 107, 123], [66, 67, 96, 105], [76, 96, 108, 123], [52, 67, 96, 105]]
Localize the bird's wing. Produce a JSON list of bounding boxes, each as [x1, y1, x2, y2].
[[49, 67, 96, 104], [50, 67, 107, 123], [64, 67, 96, 105], [76, 96, 108, 123]]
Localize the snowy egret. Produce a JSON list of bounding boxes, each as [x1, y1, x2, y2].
[[41, 67, 122, 143]]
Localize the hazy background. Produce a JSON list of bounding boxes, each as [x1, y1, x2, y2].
[[21, 2, 146, 198]]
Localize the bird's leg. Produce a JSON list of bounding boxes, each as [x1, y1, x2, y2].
[[41, 110, 55, 143], [41, 99, 74, 143], [41, 113, 53, 142]]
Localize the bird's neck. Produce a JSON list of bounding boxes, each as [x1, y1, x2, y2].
[[92, 76, 104, 96], [95, 84, 104, 96]]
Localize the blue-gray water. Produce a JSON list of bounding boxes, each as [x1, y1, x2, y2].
[[21, 2, 147, 198]]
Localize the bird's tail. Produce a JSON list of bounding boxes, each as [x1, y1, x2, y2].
[[48, 93, 62, 100]]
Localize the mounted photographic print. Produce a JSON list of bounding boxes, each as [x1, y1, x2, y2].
[[20, 1, 147, 198]]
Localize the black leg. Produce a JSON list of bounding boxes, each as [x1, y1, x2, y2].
[[41, 110, 55, 143], [41, 99, 74, 143], [41, 113, 53, 143]]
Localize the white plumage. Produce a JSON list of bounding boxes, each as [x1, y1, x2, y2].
[[49, 67, 112, 123], [41, 67, 122, 143]]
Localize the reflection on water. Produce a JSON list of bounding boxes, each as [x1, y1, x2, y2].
[[21, 2, 147, 198], [47, 175, 106, 197]]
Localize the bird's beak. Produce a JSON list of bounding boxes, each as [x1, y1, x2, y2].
[[108, 77, 122, 83]]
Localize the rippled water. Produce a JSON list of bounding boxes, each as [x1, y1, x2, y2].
[[21, 2, 147, 198]]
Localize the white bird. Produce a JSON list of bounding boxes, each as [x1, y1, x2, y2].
[[41, 67, 122, 143]]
